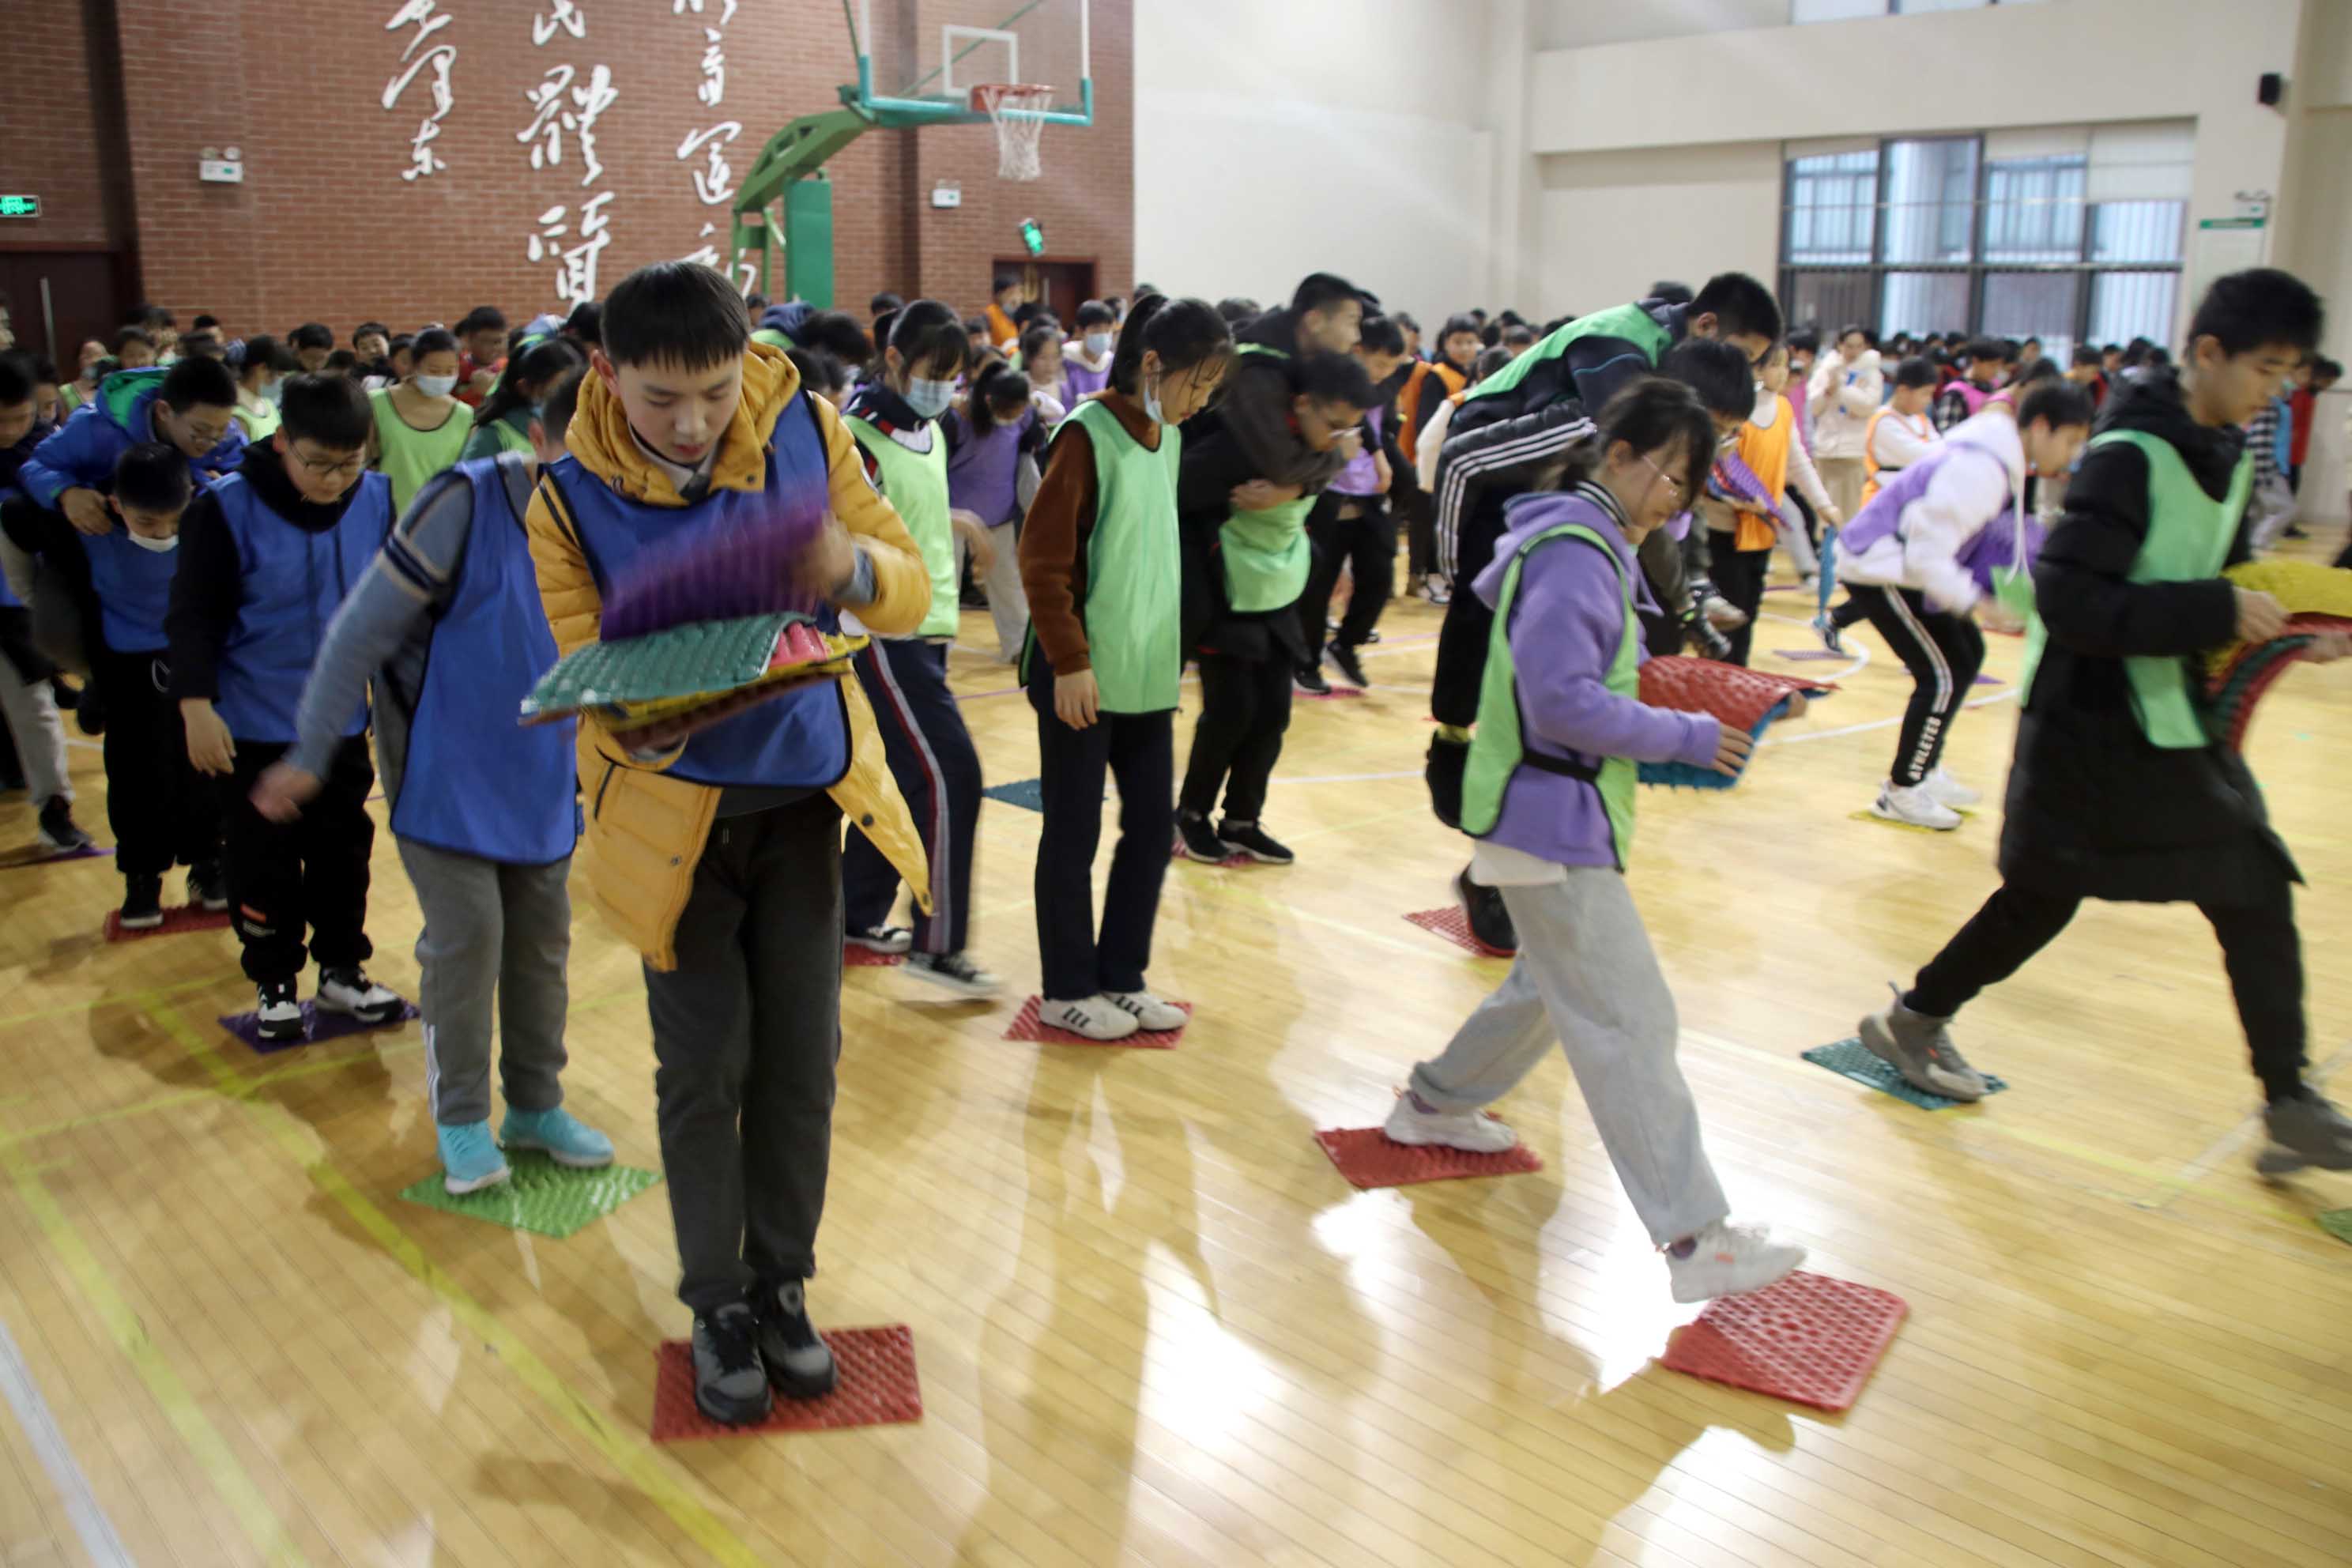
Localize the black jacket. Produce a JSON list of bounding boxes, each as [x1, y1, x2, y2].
[[1175, 424, 1311, 666], [2000, 368, 2294, 904], [1189, 308, 1349, 493]]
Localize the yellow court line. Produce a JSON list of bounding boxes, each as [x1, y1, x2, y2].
[[141, 1000, 769, 1568], [0, 1039, 424, 1151], [1, 1143, 313, 1567]]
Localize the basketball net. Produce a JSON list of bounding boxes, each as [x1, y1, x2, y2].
[[972, 84, 1053, 183]]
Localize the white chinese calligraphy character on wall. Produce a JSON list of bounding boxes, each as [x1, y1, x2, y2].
[[678, 122, 742, 205], [383, 0, 456, 181], [532, 0, 586, 46]]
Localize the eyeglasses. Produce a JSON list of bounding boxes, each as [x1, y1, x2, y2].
[[1640, 456, 1686, 499], [290, 445, 368, 481]]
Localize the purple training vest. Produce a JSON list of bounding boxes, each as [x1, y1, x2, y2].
[[1838, 433, 2040, 593], [945, 405, 1031, 526]]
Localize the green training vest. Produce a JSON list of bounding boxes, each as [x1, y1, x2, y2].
[[1460, 521, 1641, 866], [1462, 302, 1673, 405], [847, 414, 961, 639], [370, 387, 473, 515], [1216, 341, 1314, 610], [1032, 398, 1184, 713], [2020, 428, 2253, 749]]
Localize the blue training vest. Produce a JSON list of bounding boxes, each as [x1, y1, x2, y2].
[[213, 471, 394, 741], [84, 531, 180, 654], [546, 394, 850, 791], [389, 458, 580, 865]]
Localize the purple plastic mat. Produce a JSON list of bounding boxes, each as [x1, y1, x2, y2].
[[1771, 648, 1845, 662], [0, 842, 108, 869], [219, 997, 419, 1055], [1974, 673, 2003, 686]]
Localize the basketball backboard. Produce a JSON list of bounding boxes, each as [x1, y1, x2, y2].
[[843, 0, 1094, 129]]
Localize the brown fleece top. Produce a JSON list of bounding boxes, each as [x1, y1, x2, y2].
[[1017, 388, 1159, 677]]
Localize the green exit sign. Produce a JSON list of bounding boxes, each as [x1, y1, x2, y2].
[[1019, 217, 1045, 257], [0, 196, 40, 219]]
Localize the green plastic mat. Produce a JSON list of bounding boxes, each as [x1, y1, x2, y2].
[[522, 613, 798, 721], [398, 1149, 662, 1237], [2318, 1209, 2352, 1246], [1802, 1037, 2008, 1111]]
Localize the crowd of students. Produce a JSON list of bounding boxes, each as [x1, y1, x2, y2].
[[0, 255, 2345, 1425]]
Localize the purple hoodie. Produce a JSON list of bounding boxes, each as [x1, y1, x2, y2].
[[1472, 487, 1721, 869]]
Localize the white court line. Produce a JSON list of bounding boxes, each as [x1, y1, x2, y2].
[[0, 1312, 134, 1567]]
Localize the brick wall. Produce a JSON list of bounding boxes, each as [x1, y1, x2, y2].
[[3, 0, 128, 250], [29, 0, 1129, 343]]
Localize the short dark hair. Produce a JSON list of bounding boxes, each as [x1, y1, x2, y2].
[[869, 292, 904, 317], [1110, 294, 1233, 398], [1836, 322, 1874, 347], [1393, 311, 1421, 334], [785, 347, 846, 401], [0, 354, 33, 407], [1017, 322, 1062, 364], [1597, 377, 1718, 498], [410, 326, 460, 360], [967, 361, 1033, 437], [1468, 346, 1512, 383], [1290, 273, 1365, 317], [798, 310, 873, 367], [1438, 313, 1482, 345], [1967, 336, 2011, 365], [277, 371, 371, 450], [2018, 381, 2094, 431], [159, 356, 237, 411], [2070, 344, 2103, 368], [239, 334, 297, 378], [324, 349, 358, 373], [456, 306, 507, 337], [135, 303, 174, 330], [537, 364, 588, 446], [1295, 351, 1378, 409], [2314, 356, 2343, 380], [288, 322, 334, 351], [1074, 300, 1116, 330], [993, 274, 1021, 296], [1786, 328, 1821, 355], [1892, 355, 1941, 391], [1358, 314, 1408, 356], [388, 333, 415, 358], [475, 335, 584, 428], [112, 442, 192, 513], [353, 321, 390, 343], [959, 315, 989, 340], [2187, 267, 2325, 360], [886, 299, 973, 381], [1649, 281, 1694, 306], [1502, 324, 1537, 349], [112, 326, 154, 355], [190, 314, 220, 333], [1690, 273, 1781, 343], [27, 354, 58, 385], [1658, 337, 1755, 420], [179, 331, 225, 360], [601, 262, 752, 372], [1216, 297, 1261, 326]]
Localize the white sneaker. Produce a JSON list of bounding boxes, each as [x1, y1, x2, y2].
[[847, 925, 912, 955], [1702, 594, 1749, 630], [1871, 781, 1962, 831], [316, 966, 401, 1023], [1104, 989, 1186, 1031], [905, 951, 1000, 997], [1666, 1220, 1807, 1303], [1039, 995, 1139, 1041], [1922, 767, 1980, 809], [1381, 1092, 1521, 1155]]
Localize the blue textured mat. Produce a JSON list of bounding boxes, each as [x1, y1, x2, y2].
[[984, 778, 1046, 812], [1803, 1036, 2007, 1110]]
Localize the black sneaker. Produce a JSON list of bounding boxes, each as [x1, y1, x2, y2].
[[49, 677, 78, 713], [756, 1280, 839, 1400], [1216, 820, 1295, 865], [255, 979, 303, 1043], [119, 875, 164, 930], [1174, 810, 1235, 862], [1293, 664, 1332, 696], [693, 1302, 775, 1424], [187, 862, 228, 912], [74, 684, 105, 737], [1326, 643, 1370, 689], [1454, 867, 1519, 954], [36, 797, 93, 854]]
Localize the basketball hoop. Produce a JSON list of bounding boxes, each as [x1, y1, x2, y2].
[[971, 83, 1054, 182]]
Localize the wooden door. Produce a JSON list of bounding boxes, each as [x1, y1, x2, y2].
[[998, 258, 1097, 331], [0, 251, 128, 369]]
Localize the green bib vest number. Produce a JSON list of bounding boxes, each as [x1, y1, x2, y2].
[[1027, 398, 1184, 713], [1463, 302, 1673, 405], [2020, 428, 2252, 749], [1460, 522, 1640, 866], [847, 415, 961, 639]]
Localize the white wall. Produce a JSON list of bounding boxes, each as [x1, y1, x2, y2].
[[1534, 141, 1783, 323], [1133, 0, 1498, 331]]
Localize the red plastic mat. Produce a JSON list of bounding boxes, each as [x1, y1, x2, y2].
[[1660, 1270, 1905, 1412], [1314, 1125, 1543, 1189], [1639, 654, 1834, 728], [1404, 906, 1515, 958], [843, 943, 905, 967], [103, 904, 232, 942], [1004, 994, 1189, 1049], [1296, 684, 1366, 700], [650, 1325, 921, 1442]]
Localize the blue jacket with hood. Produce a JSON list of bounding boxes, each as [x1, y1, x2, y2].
[[17, 367, 246, 511]]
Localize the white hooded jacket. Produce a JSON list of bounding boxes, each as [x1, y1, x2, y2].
[[1834, 405, 2026, 612], [1807, 348, 1885, 460]]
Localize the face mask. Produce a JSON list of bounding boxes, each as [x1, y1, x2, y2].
[[1142, 371, 1165, 426], [1084, 333, 1112, 357], [415, 373, 459, 398], [904, 377, 956, 420], [126, 530, 179, 554]]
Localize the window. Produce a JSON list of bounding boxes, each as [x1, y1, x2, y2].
[[1778, 125, 2187, 354], [1793, 0, 2051, 18]]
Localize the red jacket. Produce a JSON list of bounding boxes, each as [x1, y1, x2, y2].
[[2290, 386, 2318, 466]]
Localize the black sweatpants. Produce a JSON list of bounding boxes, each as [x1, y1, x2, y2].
[[1708, 534, 1770, 667], [1844, 584, 1984, 786], [222, 735, 375, 983], [98, 650, 219, 879], [645, 795, 843, 1310], [1297, 494, 1394, 658], [1431, 497, 1513, 727], [1405, 491, 1437, 584], [1179, 650, 1291, 824], [1029, 660, 1173, 1002], [842, 639, 982, 956], [1908, 876, 2308, 1102]]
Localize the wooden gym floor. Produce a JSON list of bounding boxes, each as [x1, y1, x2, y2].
[[0, 549, 2348, 1568]]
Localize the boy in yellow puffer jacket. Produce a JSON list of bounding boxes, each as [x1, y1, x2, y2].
[[525, 262, 933, 1427]]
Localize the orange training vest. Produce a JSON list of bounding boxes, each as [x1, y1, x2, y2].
[[1861, 406, 1936, 507], [1732, 395, 1794, 552]]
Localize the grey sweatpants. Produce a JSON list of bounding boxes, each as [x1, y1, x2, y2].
[[643, 795, 843, 1312], [395, 837, 571, 1128], [0, 652, 70, 805], [1407, 869, 1729, 1246]]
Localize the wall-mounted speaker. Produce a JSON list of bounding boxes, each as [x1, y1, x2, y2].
[[2259, 72, 2285, 107]]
